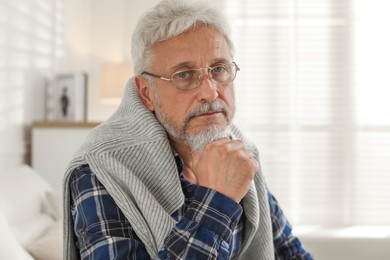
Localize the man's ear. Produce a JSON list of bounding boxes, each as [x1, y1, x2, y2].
[[135, 76, 155, 111]]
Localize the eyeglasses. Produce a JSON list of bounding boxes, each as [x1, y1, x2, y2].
[[141, 62, 240, 90]]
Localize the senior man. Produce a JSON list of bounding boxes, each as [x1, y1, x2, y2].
[[63, 0, 313, 259]]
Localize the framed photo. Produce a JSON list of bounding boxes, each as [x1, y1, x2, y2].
[[45, 73, 87, 122]]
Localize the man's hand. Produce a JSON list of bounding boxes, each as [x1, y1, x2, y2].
[[191, 138, 259, 203]]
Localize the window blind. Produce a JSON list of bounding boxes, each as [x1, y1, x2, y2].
[[225, 0, 390, 227], [352, 0, 390, 225], [0, 0, 64, 167]]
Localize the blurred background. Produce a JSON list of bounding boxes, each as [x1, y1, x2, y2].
[[0, 0, 389, 259]]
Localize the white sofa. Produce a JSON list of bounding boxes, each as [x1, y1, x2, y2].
[[0, 165, 62, 260]]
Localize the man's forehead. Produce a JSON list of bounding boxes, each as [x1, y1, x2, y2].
[[151, 27, 231, 60]]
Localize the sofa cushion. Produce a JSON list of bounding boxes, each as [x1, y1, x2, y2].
[[12, 213, 54, 247], [42, 190, 62, 221], [0, 165, 52, 224], [0, 213, 34, 260], [26, 220, 63, 260]]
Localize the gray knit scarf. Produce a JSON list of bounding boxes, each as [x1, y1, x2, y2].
[[63, 78, 274, 260]]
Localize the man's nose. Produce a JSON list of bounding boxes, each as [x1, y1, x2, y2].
[[196, 70, 219, 102]]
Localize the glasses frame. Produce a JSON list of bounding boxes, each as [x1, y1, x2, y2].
[[141, 62, 240, 90]]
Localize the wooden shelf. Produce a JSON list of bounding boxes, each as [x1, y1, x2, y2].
[[32, 121, 101, 128]]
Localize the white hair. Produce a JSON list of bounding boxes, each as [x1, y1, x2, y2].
[[131, 0, 234, 75]]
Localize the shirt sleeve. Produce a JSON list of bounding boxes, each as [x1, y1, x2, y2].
[[268, 189, 314, 260], [70, 165, 243, 260]]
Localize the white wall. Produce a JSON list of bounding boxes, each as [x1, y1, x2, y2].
[[0, 0, 62, 171], [0, 0, 161, 170], [61, 0, 161, 121]]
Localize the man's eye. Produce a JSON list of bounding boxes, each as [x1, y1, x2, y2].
[[175, 71, 192, 79], [212, 66, 227, 73]]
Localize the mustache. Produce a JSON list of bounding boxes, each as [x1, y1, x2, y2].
[[183, 100, 229, 127]]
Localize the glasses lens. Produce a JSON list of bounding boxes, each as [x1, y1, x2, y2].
[[210, 63, 236, 83], [172, 69, 202, 90], [171, 63, 238, 90]]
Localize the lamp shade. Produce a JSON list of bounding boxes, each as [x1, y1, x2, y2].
[[100, 63, 133, 104]]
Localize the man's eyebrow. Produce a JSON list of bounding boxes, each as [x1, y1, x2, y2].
[[212, 58, 231, 64], [169, 58, 232, 73], [169, 62, 195, 73]]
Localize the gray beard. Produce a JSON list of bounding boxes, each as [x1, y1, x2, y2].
[[184, 124, 232, 154], [154, 101, 233, 154], [162, 120, 232, 154]]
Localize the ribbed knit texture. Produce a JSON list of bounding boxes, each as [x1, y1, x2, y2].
[[62, 78, 274, 260]]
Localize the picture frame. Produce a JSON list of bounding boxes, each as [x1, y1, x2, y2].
[[45, 73, 88, 122]]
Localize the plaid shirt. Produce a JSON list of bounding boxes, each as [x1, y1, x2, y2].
[[70, 156, 313, 259]]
